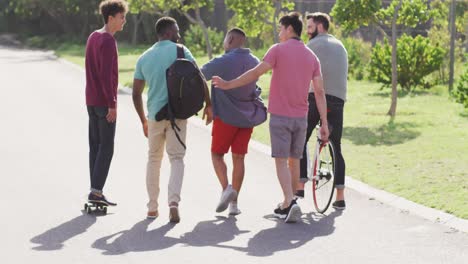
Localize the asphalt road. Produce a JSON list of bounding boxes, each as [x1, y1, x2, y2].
[[0, 46, 467, 264]]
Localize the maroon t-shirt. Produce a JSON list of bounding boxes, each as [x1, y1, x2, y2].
[[85, 31, 118, 108]]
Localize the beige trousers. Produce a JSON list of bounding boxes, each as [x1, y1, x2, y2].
[[146, 119, 187, 212]]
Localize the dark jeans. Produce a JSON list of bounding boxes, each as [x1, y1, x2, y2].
[[87, 106, 116, 193], [300, 94, 346, 189]]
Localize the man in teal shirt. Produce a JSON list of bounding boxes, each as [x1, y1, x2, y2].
[[132, 17, 212, 222]]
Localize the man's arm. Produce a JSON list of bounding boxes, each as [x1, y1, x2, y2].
[[200, 72, 213, 125], [311, 78, 329, 142], [212, 61, 272, 90], [132, 79, 148, 137], [100, 37, 118, 122]]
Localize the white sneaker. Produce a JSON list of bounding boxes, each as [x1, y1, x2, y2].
[[229, 202, 241, 215], [216, 185, 237, 213]]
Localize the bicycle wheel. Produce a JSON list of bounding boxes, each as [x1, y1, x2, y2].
[[312, 140, 336, 213]]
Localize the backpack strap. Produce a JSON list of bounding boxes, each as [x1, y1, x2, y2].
[[176, 44, 185, 59]]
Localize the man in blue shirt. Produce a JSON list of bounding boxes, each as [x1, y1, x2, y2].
[[201, 28, 266, 215], [132, 17, 212, 222]]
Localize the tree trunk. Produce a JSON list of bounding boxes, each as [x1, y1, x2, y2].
[[387, 0, 402, 117], [448, 0, 456, 91], [195, 7, 213, 59], [272, 0, 281, 43], [181, 5, 213, 59], [131, 14, 140, 45]]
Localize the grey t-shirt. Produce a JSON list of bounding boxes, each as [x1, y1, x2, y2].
[[201, 48, 266, 128], [307, 34, 348, 101]]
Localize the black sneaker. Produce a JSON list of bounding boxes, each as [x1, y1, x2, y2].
[[332, 200, 346, 210], [273, 200, 302, 223], [88, 192, 117, 206], [294, 190, 305, 199]]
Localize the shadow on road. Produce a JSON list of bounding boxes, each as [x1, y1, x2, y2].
[[91, 211, 341, 255], [92, 220, 178, 255], [180, 216, 250, 247], [215, 210, 342, 256], [30, 212, 98, 251]]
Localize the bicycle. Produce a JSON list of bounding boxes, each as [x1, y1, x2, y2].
[[309, 125, 336, 213]]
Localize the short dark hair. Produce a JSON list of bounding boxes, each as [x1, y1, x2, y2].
[[306, 12, 330, 31], [279, 12, 303, 37], [100, 0, 128, 24], [228, 28, 246, 38], [155, 17, 177, 37]]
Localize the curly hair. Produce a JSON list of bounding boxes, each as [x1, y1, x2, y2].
[[99, 0, 128, 24]]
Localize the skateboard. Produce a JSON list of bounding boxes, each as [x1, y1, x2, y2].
[[84, 201, 108, 214]]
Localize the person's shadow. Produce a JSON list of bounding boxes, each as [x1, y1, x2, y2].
[[215, 210, 342, 256], [92, 219, 178, 255], [180, 216, 250, 247], [30, 211, 98, 250]]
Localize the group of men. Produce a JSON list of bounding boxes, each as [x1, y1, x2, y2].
[[85, 0, 348, 224]]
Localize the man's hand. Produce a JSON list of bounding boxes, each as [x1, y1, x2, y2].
[[106, 108, 117, 123], [319, 124, 329, 144], [142, 119, 148, 138], [203, 105, 213, 125], [212, 76, 229, 90]]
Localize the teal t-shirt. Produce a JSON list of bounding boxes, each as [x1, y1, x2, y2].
[[134, 40, 195, 120]]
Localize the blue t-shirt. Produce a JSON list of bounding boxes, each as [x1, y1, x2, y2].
[[201, 48, 265, 128], [134, 40, 195, 120]]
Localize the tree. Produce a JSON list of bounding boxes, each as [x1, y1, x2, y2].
[[226, 0, 295, 44], [127, 0, 167, 45], [8, 0, 100, 39], [369, 34, 445, 91], [150, 0, 215, 59], [332, 0, 432, 117]]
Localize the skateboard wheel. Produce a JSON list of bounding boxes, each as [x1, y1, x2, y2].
[[103, 207, 107, 214]]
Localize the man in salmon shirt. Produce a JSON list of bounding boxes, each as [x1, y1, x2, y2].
[[85, 0, 127, 206], [213, 12, 329, 223]]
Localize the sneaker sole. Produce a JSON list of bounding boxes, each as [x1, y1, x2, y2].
[[333, 205, 346, 210], [229, 210, 241, 216], [273, 213, 287, 219], [216, 191, 237, 213], [285, 205, 302, 223]]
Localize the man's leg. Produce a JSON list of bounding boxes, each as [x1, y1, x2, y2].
[[275, 158, 294, 208], [212, 152, 228, 190], [166, 119, 187, 222], [327, 96, 346, 202], [289, 158, 300, 195], [231, 154, 245, 201], [230, 126, 253, 201], [166, 119, 187, 206], [90, 106, 116, 193], [298, 94, 320, 194], [87, 106, 99, 192], [146, 119, 166, 216]]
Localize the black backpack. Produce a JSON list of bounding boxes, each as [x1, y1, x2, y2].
[[155, 44, 206, 149]]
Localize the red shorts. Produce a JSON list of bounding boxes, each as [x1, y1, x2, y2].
[[211, 118, 253, 155]]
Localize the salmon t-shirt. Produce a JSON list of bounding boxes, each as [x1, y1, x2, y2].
[[263, 39, 322, 117]]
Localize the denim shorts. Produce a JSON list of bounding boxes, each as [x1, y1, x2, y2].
[[269, 114, 307, 159]]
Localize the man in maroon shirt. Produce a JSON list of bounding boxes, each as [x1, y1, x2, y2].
[[85, 0, 127, 206]]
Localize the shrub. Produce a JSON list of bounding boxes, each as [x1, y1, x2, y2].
[[341, 37, 371, 80], [369, 34, 445, 91], [453, 64, 468, 109]]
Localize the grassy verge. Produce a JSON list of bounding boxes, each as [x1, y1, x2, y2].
[[48, 42, 468, 219]]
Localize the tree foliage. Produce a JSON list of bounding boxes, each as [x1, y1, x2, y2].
[[331, 0, 433, 117], [452, 58, 468, 109], [369, 34, 445, 91], [226, 0, 294, 44]]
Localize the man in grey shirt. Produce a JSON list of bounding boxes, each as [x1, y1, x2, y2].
[[201, 28, 266, 215], [297, 12, 348, 210]]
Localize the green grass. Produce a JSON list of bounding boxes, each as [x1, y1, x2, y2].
[[50, 42, 468, 219]]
